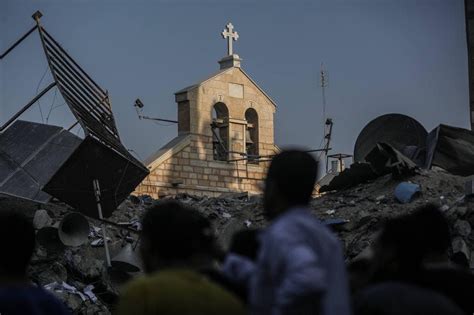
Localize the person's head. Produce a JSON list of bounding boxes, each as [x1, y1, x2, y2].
[[371, 213, 418, 282], [264, 149, 318, 219], [371, 203, 450, 282], [0, 211, 35, 281], [228, 229, 261, 261], [410, 203, 451, 264], [140, 200, 216, 273]]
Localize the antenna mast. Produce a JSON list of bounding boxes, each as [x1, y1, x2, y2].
[[320, 62, 327, 122], [320, 63, 333, 172]]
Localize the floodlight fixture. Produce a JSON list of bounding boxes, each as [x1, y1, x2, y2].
[[134, 98, 144, 109]]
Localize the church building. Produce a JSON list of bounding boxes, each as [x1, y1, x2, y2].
[[135, 23, 278, 198]]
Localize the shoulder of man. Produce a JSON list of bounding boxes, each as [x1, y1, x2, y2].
[[267, 208, 341, 247]]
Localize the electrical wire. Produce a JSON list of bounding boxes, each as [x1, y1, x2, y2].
[[317, 135, 327, 160], [35, 64, 49, 123], [45, 87, 58, 123], [114, 160, 130, 208]]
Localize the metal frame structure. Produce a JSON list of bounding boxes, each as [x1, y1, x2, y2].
[[326, 153, 353, 173], [0, 11, 150, 265], [1, 11, 144, 169], [0, 11, 149, 217], [34, 15, 143, 167]]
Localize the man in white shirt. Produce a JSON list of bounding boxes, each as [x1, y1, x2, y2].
[[249, 149, 352, 315]]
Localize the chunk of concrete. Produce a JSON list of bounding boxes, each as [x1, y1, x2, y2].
[[33, 209, 52, 230], [452, 237, 470, 262], [453, 220, 472, 237], [68, 254, 105, 281]]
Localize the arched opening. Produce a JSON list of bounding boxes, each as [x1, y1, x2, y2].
[[211, 102, 229, 161], [245, 108, 259, 163]]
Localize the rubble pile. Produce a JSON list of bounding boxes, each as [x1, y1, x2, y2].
[[311, 168, 472, 261], [0, 167, 471, 314]]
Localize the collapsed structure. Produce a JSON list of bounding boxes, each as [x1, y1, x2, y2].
[[135, 23, 278, 198], [319, 114, 474, 193], [0, 12, 149, 218]]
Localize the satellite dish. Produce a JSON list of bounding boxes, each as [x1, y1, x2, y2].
[[354, 114, 427, 162]]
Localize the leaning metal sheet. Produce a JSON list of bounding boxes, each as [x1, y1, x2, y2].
[[0, 120, 82, 202], [426, 124, 474, 176], [35, 24, 149, 217], [44, 136, 149, 218]]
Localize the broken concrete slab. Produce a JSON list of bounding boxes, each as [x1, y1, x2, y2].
[[319, 162, 379, 193], [365, 143, 418, 178]]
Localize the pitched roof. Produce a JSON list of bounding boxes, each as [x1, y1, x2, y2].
[[145, 134, 192, 171], [174, 67, 277, 108], [174, 68, 231, 95]]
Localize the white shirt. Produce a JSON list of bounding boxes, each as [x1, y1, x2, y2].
[[249, 207, 352, 315]]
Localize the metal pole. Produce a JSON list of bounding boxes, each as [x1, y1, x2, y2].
[[0, 82, 56, 132], [226, 148, 331, 163], [67, 121, 80, 131], [141, 115, 178, 124], [0, 25, 38, 60], [93, 179, 111, 267]]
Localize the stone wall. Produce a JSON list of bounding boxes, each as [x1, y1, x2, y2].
[[135, 134, 273, 198], [135, 66, 277, 198]]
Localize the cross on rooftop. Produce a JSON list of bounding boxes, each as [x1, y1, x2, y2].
[[222, 23, 239, 56]]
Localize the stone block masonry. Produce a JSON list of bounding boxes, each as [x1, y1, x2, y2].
[[134, 23, 278, 198], [134, 134, 274, 199]]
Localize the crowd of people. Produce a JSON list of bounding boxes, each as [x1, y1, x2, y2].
[[0, 149, 473, 315]]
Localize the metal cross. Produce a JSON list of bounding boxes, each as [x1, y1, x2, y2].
[[222, 23, 239, 56]]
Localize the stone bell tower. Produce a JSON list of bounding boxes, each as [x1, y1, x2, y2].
[[135, 22, 278, 198]]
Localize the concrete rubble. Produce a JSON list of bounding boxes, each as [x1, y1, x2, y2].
[[0, 166, 471, 314]]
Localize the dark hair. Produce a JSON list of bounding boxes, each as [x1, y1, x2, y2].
[[0, 211, 35, 276], [266, 150, 319, 206], [141, 200, 215, 262], [378, 203, 450, 272], [410, 203, 451, 255], [229, 229, 261, 261]]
